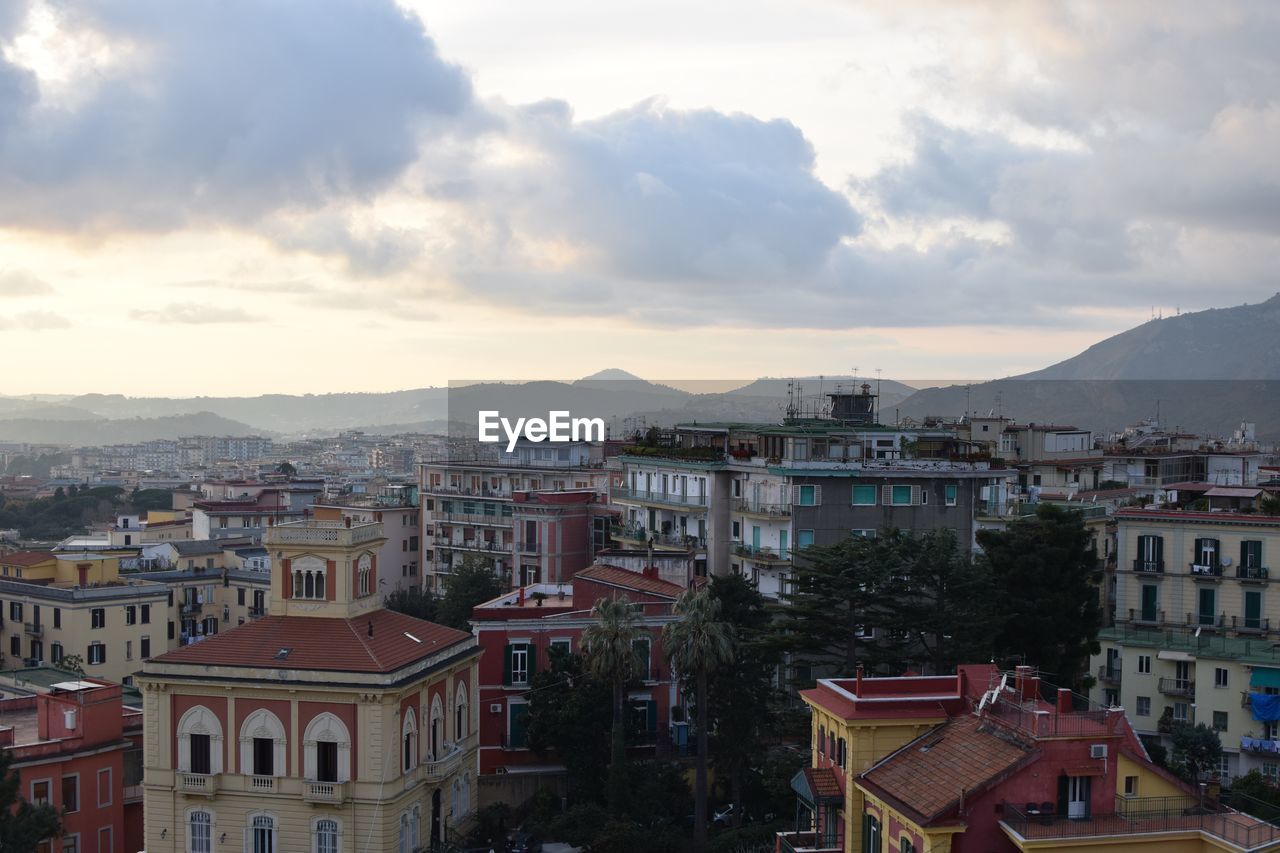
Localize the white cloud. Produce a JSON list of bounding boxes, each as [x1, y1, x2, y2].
[[130, 303, 262, 325]]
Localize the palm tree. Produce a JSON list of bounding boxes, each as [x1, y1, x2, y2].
[[663, 586, 735, 849], [581, 594, 641, 815]]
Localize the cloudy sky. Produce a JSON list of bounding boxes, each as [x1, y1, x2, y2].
[[2, 0, 1278, 395]]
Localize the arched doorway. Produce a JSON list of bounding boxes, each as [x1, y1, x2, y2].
[[431, 787, 442, 845]]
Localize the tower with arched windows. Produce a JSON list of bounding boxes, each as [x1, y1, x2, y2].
[[138, 519, 482, 853]]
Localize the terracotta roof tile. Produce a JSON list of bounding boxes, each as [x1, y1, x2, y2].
[[805, 767, 843, 801], [1, 551, 54, 567], [861, 714, 1034, 824], [150, 609, 473, 674], [576, 564, 684, 598]]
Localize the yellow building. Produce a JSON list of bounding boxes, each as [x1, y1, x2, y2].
[[781, 666, 1280, 853], [138, 519, 481, 852]]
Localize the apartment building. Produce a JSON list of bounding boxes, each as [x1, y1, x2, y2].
[[1091, 508, 1280, 782], [418, 442, 611, 592], [470, 564, 683, 806], [0, 673, 144, 853], [311, 487, 422, 596], [0, 550, 269, 685], [780, 665, 1259, 853], [138, 518, 482, 853], [191, 483, 321, 541]]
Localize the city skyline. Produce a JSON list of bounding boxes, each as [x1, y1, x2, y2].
[[2, 1, 1280, 395]]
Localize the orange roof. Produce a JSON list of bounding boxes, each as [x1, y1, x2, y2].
[[576, 564, 684, 598], [150, 609, 473, 674], [860, 714, 1035, 824], [1, 551, 54, 567]]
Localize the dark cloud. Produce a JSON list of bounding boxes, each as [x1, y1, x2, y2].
[[130, 303, 263, 324], [0, 0, 475, 231]]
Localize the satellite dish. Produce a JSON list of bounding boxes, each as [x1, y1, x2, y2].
[[1222, 556, 1234, 567]]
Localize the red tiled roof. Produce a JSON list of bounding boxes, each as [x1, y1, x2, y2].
[[805, 766, 843, 801], [150, 609, 473, 673], [1, 551, 54, 567], [576, 564, 684, 598], [860, 714, 1035, 824]]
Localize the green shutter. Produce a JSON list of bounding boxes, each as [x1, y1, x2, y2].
[[503, 644, 513, 686], [646, 700, 657, 733], [509, 703, 529, 748], [527, 643, 536, 677]]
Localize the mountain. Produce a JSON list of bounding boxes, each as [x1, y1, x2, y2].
[[726, 376, 917, 411], [1017, 293, 1280, 380], [0, 412, 263, 445], [581, 368, 645, 381]]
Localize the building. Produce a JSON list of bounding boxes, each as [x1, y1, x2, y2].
[[191, 482, 322, 541], [418, 442, 611, 592], [0, 670, 144, 853], [778, 665, 1274, 853], [1091, 507, 1280, 782], [137, 518, 482, 852], [469, 564, 684, 806], [311, 487, 422, 596]]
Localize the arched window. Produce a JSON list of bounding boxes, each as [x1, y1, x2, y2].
[[313, 817, 340, 853], [460, 773, 472, 818], [239, 709, 287, 777], [292, 555, 327, 600], [357, 554, 372, 597], [247, 812, 277, 853], [303, 712, 352, 783], [398, 813, 410, 853], [402, 708, 418, 773], [410, 806, 421, 849], [455, 682, 469, 741], [429, 695, 444, 760], [177, 706, 224, 775], [187, 808, 213, 853], [452, 778, 461, 820]]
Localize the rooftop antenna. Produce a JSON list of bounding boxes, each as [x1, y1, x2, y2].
[[875, 368, 882, 425]]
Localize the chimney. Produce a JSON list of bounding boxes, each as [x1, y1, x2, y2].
[[856, 663, 865, 695], [1015, 665, 1038, 701], [1056, 688, 1073, 714]]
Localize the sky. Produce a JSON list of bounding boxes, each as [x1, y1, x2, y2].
[[2, 0, 1279, 396]]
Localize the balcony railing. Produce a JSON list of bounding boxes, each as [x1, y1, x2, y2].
[[1231, 615, 1270, 633], [1132, 559, 1165, 574], [267, 520, 383, 548], [984, 699, 1119, 739], [1238, 566, 1270, 581], [1191, 562, 1223, 578], [249, 775, 276, 792], [421, 732, 479, 782], [303, 780, 346, 803], [177, 773, 218, 796], [1129, 608, 1164, 626], [1158, 677, 1195, 697], [433, 511, 511, 526], [734, 499, 791, 518], [776, 831, 843, 853], [1241, 736, 1280, 755], [611, 486, 708, 509], [179, 602, 202, 616], [1002, 796, 1280, 848], [1097, 665, 1121, 685], [22, 622, 43, 637], [247, 607, 266, 619], [735, 544, 791, 563], [1186, 613, 1223, 630]]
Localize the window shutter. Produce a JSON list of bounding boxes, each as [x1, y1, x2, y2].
[[100, 645, 107, 664], [911, 485, 922, 505], [527, 643, 536, 677], [813, 485, 822, 506], [881, 485, 893, 505], [790, 485, 799, 506], [503, 645, 513, 687], [646, 700, 657, 733], [1056, 774, 1069, 816], [1154, 536, 1164, 562]]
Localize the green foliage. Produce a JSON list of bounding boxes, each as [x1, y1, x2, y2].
[[0, 748, 62, 850], [435, 556, 503, 630], [2, 452, 71, 478], [1168, 722, 1223, 783], [0, 486, 126, 540], [1262, 494, 1280, 516], [976, 504, 1103, 687], [275, 461, 297, 476], [526, 649, 613, 802], [1141, 736, 1168, 768], [582, 595, 642, 816], [383, 586, 439, 623], [541, 803, 611, 848], [57, 655, 86, 677], [130, 489, 174, 511], [708, 823, 785, 853], [1228, 771, 1280, 820]]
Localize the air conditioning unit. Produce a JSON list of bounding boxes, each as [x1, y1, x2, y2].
[[490, 703, 503, 714], [1090, 744, 1108, 759]]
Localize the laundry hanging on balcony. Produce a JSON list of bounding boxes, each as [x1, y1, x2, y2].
[[1250, 693, 1280, 721]]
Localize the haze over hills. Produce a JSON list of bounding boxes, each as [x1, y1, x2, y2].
[[2, 295, 1277, 444]]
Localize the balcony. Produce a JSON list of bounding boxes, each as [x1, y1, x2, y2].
[[735, 544, 790, 564], [179, 602, 202, 616], [1241, 735, 1280, 755], [247, 607, 266, 619], [423, 485, 512, 499], [1230, 615, 1270, 633], [22, 622, 43, 637], [1191, 562, 1223, 579], [433, 511, 511, 526], [1186, 613, 1224, 631], [1128, 608, 1164, 626], [248, 775, 276, 792], [776, 832, 842, 853], [439, 539, 509, 554], [177, 773, 218, 796], [734, 499, 791, 518], [1132, 559, 1165, 574], [1157, 677, 1195, 697], [1001, 796, 1280, 849], [611, 486, 708, 510], [267, 519, 383, 548], [421, 732, 478, 783], [1238, 565, 1270, 582], [302, 780, 347, 804], [1096, 665, 1121, 686]]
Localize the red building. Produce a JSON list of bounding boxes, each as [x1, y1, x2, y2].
[[0, 674, 143, 853], [471, 564, 687, 805]]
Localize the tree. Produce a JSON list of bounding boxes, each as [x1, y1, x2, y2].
[[1169, 722, 1222, 784], [977, 504, 1103, 689], [383, 587, 439, 623], [1262, 494, 1280, 517], [526, 647, 613, 802], [0, 749, 61, 850], [581, 594, 641, 816], [435, 557, 503, 631], [58, 655, 86, 677], [129, 488, 174, 512], [53, 486, 64, 500], [275, 461, 297, 477], [702, 574, 780, 825], [663, 586, 735, 849]]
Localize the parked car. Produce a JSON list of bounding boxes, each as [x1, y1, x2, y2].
[[506, 829, 544, 853]]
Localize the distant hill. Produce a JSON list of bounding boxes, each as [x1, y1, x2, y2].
[[0, 412, 263, 444], [1018, 293, 1280, 380]]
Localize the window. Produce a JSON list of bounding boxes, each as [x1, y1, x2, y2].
[[633, 637, 652, 681], [508, 702, 529, 749], [292, 557, 327, 600], [126, 640, 133, 661], [61, 775, 78, 812], [91, 608, 105, 629], [1138, 655, 1151, 674], [851, 529, 877, 539], [304, 713, 351, 783], [50, 643, 63, 664], [9, 602, 21, 621], [168, 621, 175, 640], [1242, 540, 1264, 570], [1174, 702, 1189, 722], [61, 836, 78, 853], [141, 636, 150, 658], [96, 767, 111, 807], [796, 529, 815, 550], [125, 605, 136, 625], [8, 636, 16, 657], [1213, 711, 1228, 732], [852, 485, 877, 506], [240, 710, 286, 777], [891, 485, 912, 505], [549, 637, 571, 656], [314, 818, 339, 853], [798, 485, 817, 506], [1123, 776, 1138, 797], [53, 608, 60, 629], [944, 484, 958, 506], [357, 554, 372, 597], [250, 814, 276, 853], [818, 725, 825, 756], [1136, 696, 1151, 716], [505, 643, 534, 686], [188, 810, 212, 853], [141, 604, 150, 624], [238, 588, 246, 606], [837, 737, 847, 769], [1216, 668, 1229, 688], [901, 837, 915, 853], [31, 779, 50, 805], [1194, 537, 1220, 568], [87, 643, 106, 665], [253, 738, 274, 775], [455, 683, 469, 741], [731, 521, 741, 539], [402, 709, 418, 773]]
